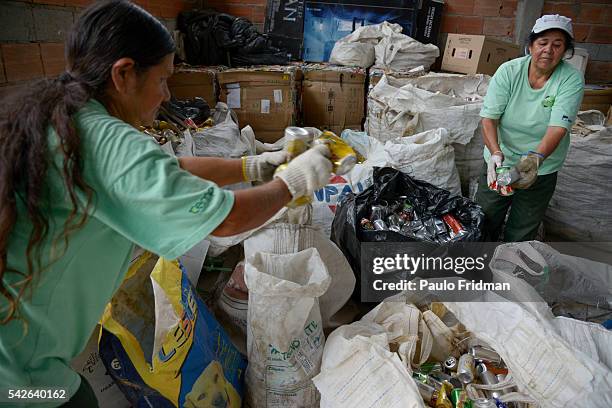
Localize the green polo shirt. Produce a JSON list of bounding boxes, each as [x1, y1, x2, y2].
[[1, 99, 234, 406], [480, 55, 584, 175]]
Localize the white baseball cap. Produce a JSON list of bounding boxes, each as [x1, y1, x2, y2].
[[532, 14, 574, 39]]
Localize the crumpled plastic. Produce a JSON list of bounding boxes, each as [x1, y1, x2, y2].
[[177, 10, 289, 67]]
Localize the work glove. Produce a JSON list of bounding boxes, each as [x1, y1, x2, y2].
[[275, 144, 332, 198], [242, 150, 289, 182], [487, 151, 504, 186], [512, 151, 544, 189]]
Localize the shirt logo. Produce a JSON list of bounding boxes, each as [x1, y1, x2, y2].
[[562, 114, 572, 123], [189, 190, 213, 214], [542, 95, 555, 108]]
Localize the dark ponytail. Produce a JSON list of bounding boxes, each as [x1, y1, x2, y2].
[[0, 0, 175, 324]]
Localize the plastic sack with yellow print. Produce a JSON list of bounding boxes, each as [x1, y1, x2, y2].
[[99, 251, 246, 408]]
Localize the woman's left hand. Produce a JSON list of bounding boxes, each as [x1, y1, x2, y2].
[[512, 151, 544, 189]]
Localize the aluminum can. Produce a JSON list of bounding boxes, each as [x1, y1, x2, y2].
[[416, 381, 437, 406], [371, 205, 385, 221], [472, 398, 497, 408], [315, 131, 358, 175], [457, 354, 475, 384], [435, 381, 453, 408], [469, 346, 502, 365], [284, 126, 311, 159], [373, 219, 387, 231], [476, 363, 501, 399], [493, 166, 514, 196], [443, 356, 458, 371]]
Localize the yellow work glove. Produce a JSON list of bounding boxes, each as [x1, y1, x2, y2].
[[512, 151, 544, 189]]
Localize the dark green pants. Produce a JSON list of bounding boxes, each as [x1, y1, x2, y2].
[[475, 162, 557, 242], [61, 374, 99, 408]]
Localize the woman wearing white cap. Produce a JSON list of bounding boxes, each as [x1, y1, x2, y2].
[[475, 14, 584, 242]]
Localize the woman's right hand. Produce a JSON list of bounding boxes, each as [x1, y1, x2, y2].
[[275, 144, 333, 198], [487, 151, 504, 186]]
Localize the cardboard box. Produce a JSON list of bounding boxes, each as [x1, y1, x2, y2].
[[302, 64, 366, 134], [303, 0, 418, 62], [217, 66, 302, 143], [167, 66, 222, 105], [441, 34, 520, 76], [415, 0, 444, 45], [265, 0, 305, 60]]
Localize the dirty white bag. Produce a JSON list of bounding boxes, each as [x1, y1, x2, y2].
[[313, 305, 426, 408], [243, 223, 355, 328], [544, 125, 612, 241], [384, 128, 461, 196], [192, 102, 254, 158], [329, 42, 375, 68], [245, 248, 330, 408], [366, 74, 489, 194], [374, 33, 439, 71], [206, 207, 289, 256], [329, 21, 402, 68]]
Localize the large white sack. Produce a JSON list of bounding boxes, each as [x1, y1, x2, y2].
[[366, 74, 489, 194], [374, 33, 439, 71], [313, 298, 468, 407], [424, 242, 612, 407], [329, 42, 374, 68], [384, 128, 462, 196], [544, 126, 612, 241], [329, 21, 403, 68], [243, 223, 355, 328], [245, 248, 330, 408], [192, 102, 254, 158]]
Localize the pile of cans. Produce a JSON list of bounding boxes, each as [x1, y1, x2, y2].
[[360, 197, 467, 243], [413, 346, 519, 408]]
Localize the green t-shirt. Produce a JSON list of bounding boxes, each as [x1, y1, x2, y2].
[[480, 55, 584, 175], [1, 99, 234, 406]]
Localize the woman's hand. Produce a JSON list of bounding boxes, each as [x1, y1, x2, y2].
[[242, 150, 289, 182], [487, 151, 504, 186], [513, 151, 544, 189]]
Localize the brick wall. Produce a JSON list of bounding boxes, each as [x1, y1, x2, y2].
[[541, 0, 612, 83], [440, 0, 610, 83], [0, 0, 202, 98]]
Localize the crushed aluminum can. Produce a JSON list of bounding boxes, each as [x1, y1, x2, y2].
[[373, 219, 388, 231], [476, 363, 502, 399], [457, 354, 476, 384], [470, 346, 502, 366]]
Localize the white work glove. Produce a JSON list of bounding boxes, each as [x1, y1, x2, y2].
[[487, 151, 504, 186], [274, 144, 332, 198], [242, 150, 289, 182]]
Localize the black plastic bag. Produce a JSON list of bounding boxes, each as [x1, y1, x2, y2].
[[167, 97, 211, 126], [331, 167, 485, 299], [177, 10, 289, 67]]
